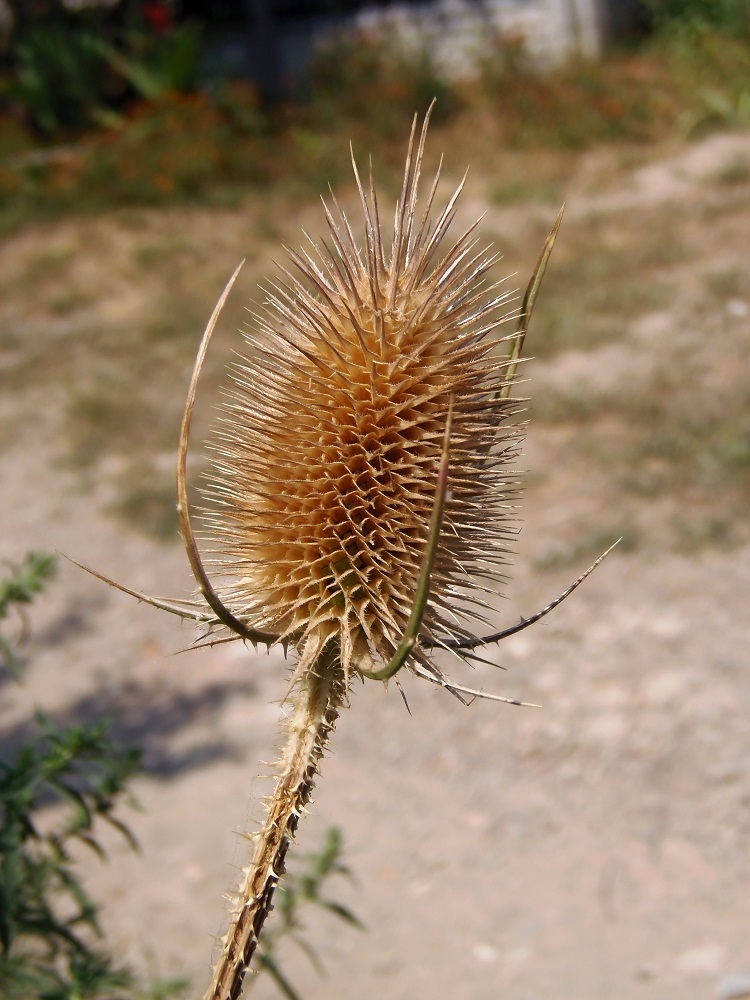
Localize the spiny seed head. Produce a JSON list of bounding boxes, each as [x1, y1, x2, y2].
[[203, 114, 525, 681]]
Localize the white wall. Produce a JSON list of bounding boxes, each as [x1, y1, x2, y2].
[[353, 0, 617, 75]]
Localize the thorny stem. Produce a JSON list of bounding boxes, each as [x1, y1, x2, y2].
[[204, 645, 347, 1000]]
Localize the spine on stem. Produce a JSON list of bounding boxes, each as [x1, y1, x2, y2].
[[204, 650, 346, 1000]]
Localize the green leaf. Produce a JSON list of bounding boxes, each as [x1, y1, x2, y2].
[[319, 899, 366, 930], [256, 952, 303, 1000]]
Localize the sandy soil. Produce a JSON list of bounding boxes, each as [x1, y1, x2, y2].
[[1, 128, 749, 1000]]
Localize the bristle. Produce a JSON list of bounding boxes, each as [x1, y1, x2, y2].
[[203, 124, 523, 680]]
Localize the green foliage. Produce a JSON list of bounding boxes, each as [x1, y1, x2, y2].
[[640, 0, 750, 135], [93, 22, 204, 104], [5, 19, 750, 231], [0, 552, 57, 677], [655, 26, 750, 135], [6, 2, 204, 135], [252, 827, 363, 1000], [12, 24, 118, 135], [0, 713, 141, 999], [646, 0, 750, 36], [0, 88, 269, 232], [0, 557, 361, 997], [0, 555, 142, 998]]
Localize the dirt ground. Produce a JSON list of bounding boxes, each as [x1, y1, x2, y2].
[[1, 126, 749, 1000]]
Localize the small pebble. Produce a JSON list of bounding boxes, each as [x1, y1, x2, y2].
[[473, 943, 499, 963], [727, 298, 749, 318], [636, 963, 660, 980]]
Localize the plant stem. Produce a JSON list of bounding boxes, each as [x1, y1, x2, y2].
[[204, 645, 346, 1000]]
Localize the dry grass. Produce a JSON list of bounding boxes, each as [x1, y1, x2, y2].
[[529, 206, 685, 356]]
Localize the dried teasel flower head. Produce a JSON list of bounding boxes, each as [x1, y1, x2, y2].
[[196, 108, 564, 696], [70, 108, 609, 705]]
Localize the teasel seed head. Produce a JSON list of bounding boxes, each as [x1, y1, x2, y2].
[[202, 110, 528, 686]]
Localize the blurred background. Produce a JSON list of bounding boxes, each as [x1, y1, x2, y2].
[[1, 2, 749, 999]]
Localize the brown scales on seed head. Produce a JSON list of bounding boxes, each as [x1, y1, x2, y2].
[[202, 112, 525, 686], [69, 107, 617, 1000]]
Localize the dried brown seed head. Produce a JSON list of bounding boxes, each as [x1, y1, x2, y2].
[[202, 114, 524, 681]]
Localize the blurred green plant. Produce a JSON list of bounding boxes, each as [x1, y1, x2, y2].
[[0, 552, 57, 677], [642, 0, 750, 136], [253, 827, 363, 1000], [0, 555, 361, 997], [0, 714, 141, 1000], [11, 24, 118, 135], [93, 22, 204, 104], [646, 0, 750, 35], [6, 1, 204, 136], [0, 551, 141, 998]]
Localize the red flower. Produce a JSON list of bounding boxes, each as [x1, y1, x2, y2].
[[141, 2, 172, 34]]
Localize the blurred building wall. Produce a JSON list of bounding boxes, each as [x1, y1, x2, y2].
[[352, 0, 640, 71], [202, 0, 643, 96]]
